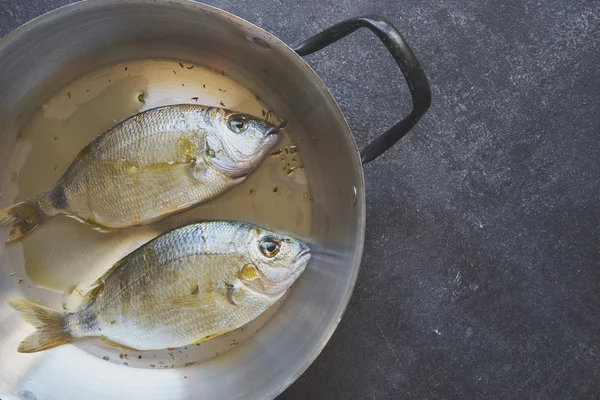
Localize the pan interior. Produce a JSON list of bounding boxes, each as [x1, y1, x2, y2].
[[6, 58, 312, 369], [0, 1, 365, 399]]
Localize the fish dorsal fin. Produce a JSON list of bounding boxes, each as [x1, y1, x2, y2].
[[79, 283, 104, 310], [79, 259, 123, 309]]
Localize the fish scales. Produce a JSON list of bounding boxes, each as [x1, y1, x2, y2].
[[0, 105, 280, 242], [9, 221, 310, 352]]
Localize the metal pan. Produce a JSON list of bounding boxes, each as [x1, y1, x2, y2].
[[0, 1, 430, 399]]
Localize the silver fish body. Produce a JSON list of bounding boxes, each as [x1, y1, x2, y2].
[[9, 221, 310, 352], [0, 105, 280, 242]]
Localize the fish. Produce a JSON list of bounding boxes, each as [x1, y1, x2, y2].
[[9, 221, 310, 353], [0, 104, 281, 242]]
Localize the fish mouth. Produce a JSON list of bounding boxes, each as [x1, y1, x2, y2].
[[264, 119, 287, 137], [294, 248, 311, 265], [296, 249, 311, 260], [264, 125, 281, 137]]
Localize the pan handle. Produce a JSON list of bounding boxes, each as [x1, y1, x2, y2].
[[292, 16, 431, 164]]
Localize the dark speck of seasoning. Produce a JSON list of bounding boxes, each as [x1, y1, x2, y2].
[[18, 278, 24, 284], [86, 89, 90, 92], [218, 88, 227, 92], [187, 65, 194, 70], [119, 353, 124, 360], [203, 84, 206, 88], [103, 356, 109, 361], [67, 92, 71, 99], [220, 101, 225, 107], [54, 165, 58, 171], [173, 70, 178, 75], [124, 362, 129, 366], [249, 189, 254, 195], [17, 130, 21, 139], [262, 109, 267, 117], [138, 93, 145, 103], [258, 68, 269, 74], [184, 376, 187, 379], [125, 67, 128, 71], [53, 136, 58, 141], [255, 95, 261, 101], [182, 84, 185, 86], [191, 285, 199, 295], [108, 80, 111, 83], [273, 187, 278, 193], [221, 69, 225, 76], [192, 97, 199, 102], [179, 62, 184, 68], [138, 355, 142, 359], [150, 364, 156, 368]]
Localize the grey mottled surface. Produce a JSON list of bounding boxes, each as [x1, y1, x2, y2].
[[1, 0, 599, 399]]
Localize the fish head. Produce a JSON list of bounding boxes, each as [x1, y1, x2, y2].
[[205, 109, 281, 178], [239, 226, 311, 296]]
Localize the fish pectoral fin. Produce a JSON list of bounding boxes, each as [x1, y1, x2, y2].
[[169, 296, 203, 308], [231, 175, 246, 185], [158, 291, 216, 310], [239, 264, 261, 282]]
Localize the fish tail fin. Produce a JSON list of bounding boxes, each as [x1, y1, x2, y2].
[[9, 299, 72, 353], [0, 194, 54, 242]]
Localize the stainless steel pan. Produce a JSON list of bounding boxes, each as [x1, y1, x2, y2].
[[0, 1, 430, 399]]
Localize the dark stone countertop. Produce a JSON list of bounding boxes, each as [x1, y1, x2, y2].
[[1, 0, 599, 399]]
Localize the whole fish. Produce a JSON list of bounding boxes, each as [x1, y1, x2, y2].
[[0, 104, 281, 242], [9, 221, 310, 353]]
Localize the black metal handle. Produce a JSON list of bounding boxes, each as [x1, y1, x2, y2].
[[292, 16, 431, 164]]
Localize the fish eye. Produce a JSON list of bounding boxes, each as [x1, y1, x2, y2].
[[259, 238, 280, 258], [227, 115, 249, 133]]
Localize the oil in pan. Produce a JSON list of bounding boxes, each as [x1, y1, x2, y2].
[[4, 59, 312, 369]]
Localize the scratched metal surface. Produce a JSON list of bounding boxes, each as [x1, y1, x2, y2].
[[1, 0, 599, 399]]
